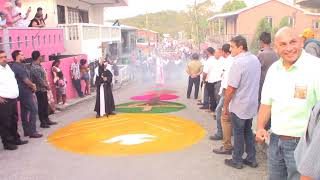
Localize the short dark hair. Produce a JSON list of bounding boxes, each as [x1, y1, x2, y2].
[[11, 50, 21, 61], [222, 44, 231, 54], [35, 12, 42, 18], [206, 47, 215, 55], [259, 32, 271, 44], [37, 7, 43, 12], [231, 35, 248, 51], [191, 53, 199, 60], [80, 59, 87, 65], [52, 59, 60, 67], [32, 51, 41, 61]]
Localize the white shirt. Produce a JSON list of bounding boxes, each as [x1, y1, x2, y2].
[[12, 6, 28, 27], [203, 56, 222, 83], [0, 64, 19, 99], [219, 55, 234, 95]]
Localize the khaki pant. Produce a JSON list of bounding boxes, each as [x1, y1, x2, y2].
[[221, 115, 233, 150]]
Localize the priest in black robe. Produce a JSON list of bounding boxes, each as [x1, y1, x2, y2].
[[94, 60, 115, 118]]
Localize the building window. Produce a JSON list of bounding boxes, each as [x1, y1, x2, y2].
[[57, 5, 66, 24], [67, 7, 89, 24], [313, 21, 320, 29], [79, 10, 89, 23], [288, 17, 295, 27], [266, 16, 273, 28]]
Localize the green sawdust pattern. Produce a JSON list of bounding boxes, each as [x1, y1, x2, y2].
[[115, 101, 186, 113]]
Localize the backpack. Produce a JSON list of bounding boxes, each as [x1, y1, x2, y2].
[[304, 39, 320, 49]]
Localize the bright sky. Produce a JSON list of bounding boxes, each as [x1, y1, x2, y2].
[[104, 0, 294, 21]]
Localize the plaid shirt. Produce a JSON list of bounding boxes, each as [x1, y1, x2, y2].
[[30, 63, 48, 92], [71, 62, 81, 80]]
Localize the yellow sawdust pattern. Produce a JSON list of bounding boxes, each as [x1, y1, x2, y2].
[[48, 114, 206, 156]]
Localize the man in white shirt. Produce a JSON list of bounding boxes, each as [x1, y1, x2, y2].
[[198, 51, 209, 107], [202, 47, 223, 112], [0, 50, 28, 150], [12, 0, 31, 27], [211, 44, 234, 151]]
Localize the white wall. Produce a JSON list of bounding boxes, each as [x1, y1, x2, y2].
[[89, 5, 104, 25]]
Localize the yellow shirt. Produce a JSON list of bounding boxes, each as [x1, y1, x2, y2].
[[187, 60, 203, 75]]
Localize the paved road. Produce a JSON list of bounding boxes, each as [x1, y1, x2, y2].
[[0, 77, 268, 180]]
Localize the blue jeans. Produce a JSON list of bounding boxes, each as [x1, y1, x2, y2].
[[203, 83, 209, 106], [231, 113, 256, 164], [215, 95, 224, 137], [20, 93, 38, 135], [268, 134, 300, 180]]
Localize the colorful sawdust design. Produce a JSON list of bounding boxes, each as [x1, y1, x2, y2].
[[115, 101, 186, 113], [130, 94, 179, 101], [48, 114, 206, 156]]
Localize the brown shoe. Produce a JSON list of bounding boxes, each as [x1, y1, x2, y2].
[[212, 146, 232, 155]]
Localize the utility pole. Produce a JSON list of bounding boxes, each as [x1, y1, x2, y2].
[[145, 11, 150, 55], [194, 0, 201, 52]]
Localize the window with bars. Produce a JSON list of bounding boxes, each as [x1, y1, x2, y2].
[[57, 5, 66, 24], [67, 7, 89, 24], [288, 17, 295, 27], [313, 21, 320, 29], [266, 16, 273, 28]]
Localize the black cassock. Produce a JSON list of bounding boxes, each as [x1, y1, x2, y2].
[[94, 64, 115, 116]]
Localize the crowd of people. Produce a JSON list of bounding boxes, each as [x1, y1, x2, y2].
[[0, 46, 96, 151], [186, 27, 320, 180], [0, 50, 58, 151], [0, 0, 47, 29]]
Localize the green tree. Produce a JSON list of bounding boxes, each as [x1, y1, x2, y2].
[[187, 0, 215, 49], [221, 0, 247, 13], [250, 18, 272, 54]]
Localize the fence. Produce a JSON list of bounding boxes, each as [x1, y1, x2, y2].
[[0, 27, 64, 59]]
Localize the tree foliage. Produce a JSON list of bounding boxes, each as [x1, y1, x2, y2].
[[250, 18, 272, 54], [118, 0, 215, 41], [221, 0, 247, 13]]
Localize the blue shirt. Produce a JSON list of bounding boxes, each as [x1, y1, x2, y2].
[[10, 62, 32, 97], [228, 52, 261, 119]]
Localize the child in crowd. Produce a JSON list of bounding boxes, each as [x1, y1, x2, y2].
[[57, 71, 67, 105]]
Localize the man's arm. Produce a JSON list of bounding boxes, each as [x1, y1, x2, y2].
[[255, 104, 272, 143], [223, 86, 236, 112], [23, 78, 36, 91], [202, 73, 207, 81], [24, 7, 31, 20]]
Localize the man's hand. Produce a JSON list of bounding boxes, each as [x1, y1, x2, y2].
[[256, 129, 269, 144], [27, 7, 31, 14], [222, 108, 230, 122], [31, 84, 37, 92], [0, 97, 7, 104], [1, 24, 8, 29]]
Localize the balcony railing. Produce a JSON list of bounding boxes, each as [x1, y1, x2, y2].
[[0, 27, 64, 59], [58, 23, 121, 61]]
